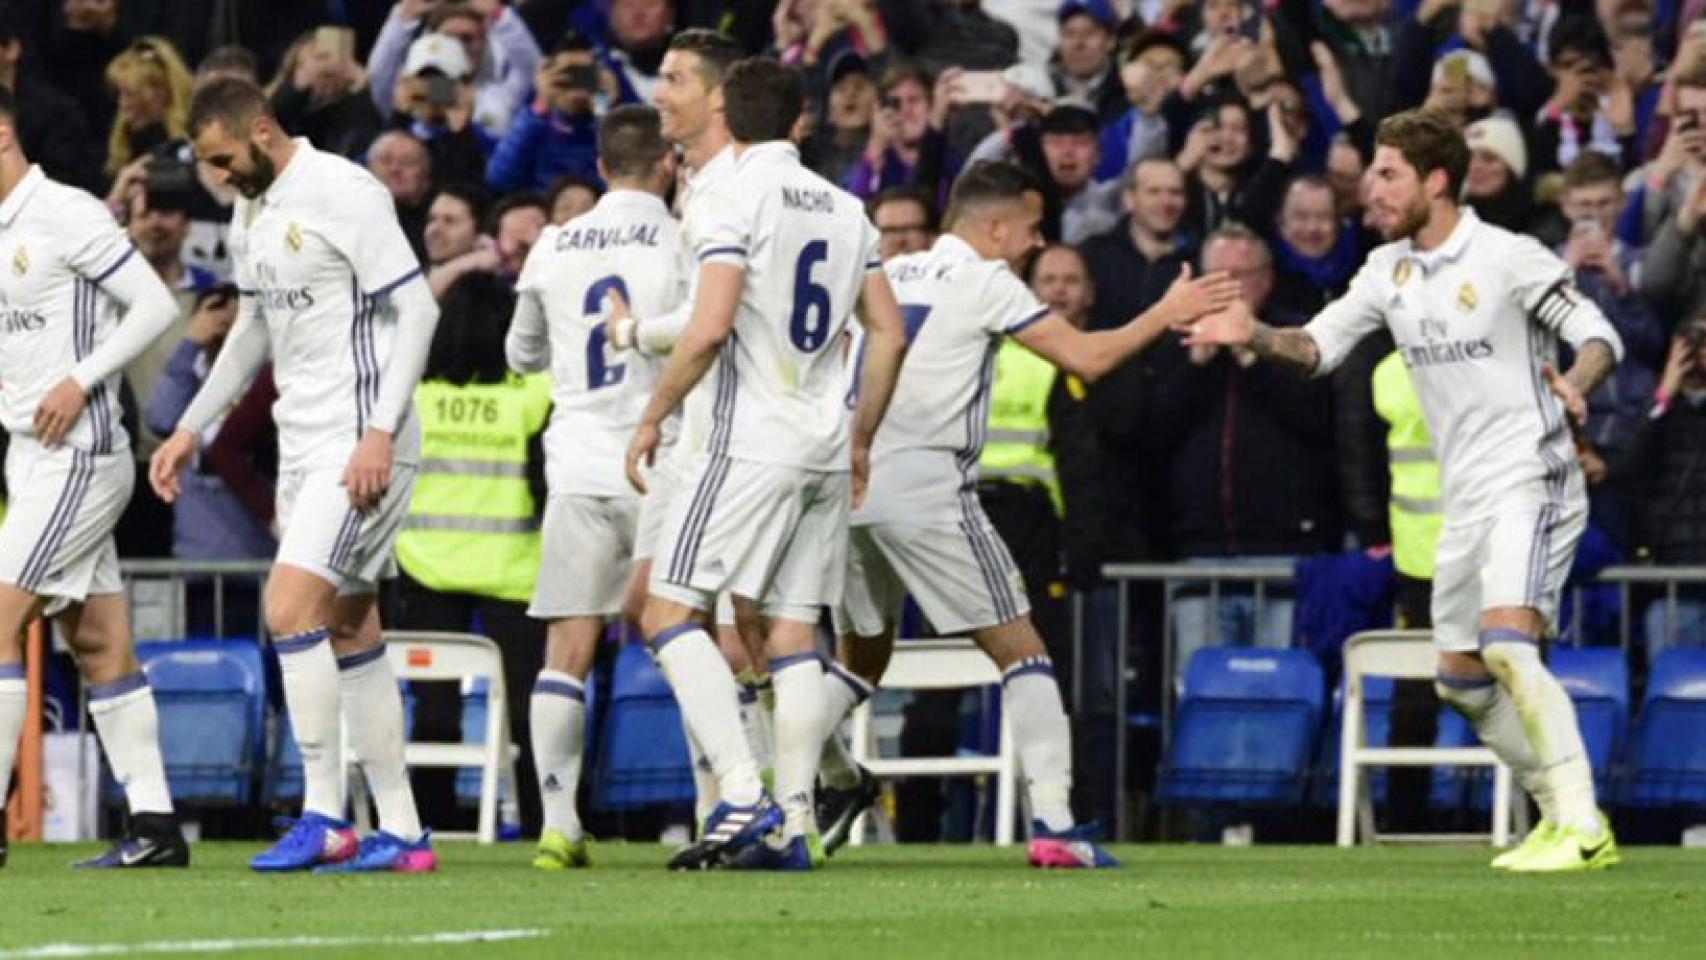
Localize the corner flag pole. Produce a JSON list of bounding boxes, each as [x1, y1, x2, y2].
[[7, 619, 44, 842]]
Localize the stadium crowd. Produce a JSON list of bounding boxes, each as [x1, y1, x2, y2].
[[1, 0, 1703, 840]]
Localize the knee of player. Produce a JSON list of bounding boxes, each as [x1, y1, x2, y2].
[[1477, 630, 1540, 680], [263, 594, 319, 639]]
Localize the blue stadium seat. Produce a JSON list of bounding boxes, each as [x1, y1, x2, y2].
[[1311, 675, 1394, 808], [129, 638, 265, 807], [1429, 705, 1494, 814], [265, 714, 303, 806], [591, 643, 694, 811], [1623, 648, 1706, 810], [1550, 646, 1629, 796], [1157, 648, 1325, 806]]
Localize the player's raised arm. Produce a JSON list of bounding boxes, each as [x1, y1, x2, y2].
[[850, 265, 907, 505], [1183, 253, 1388, 377], [1017, 264, 1239, 382]]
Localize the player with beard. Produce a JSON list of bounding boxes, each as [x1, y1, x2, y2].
[[1183, 109, 1624, 872], [152, 79, 441, 874]]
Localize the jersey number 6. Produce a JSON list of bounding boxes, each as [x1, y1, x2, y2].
[[789, 240, 831, 352], [584, 275, 629, 390]]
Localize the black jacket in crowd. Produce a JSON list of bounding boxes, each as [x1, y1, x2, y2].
[[1618, 393, 1706, 564]]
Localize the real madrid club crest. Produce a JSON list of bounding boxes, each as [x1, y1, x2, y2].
[[1456, 281, 1477, 312], [285, 222, 303, 254], [1393, 258, 1412, 287], [11, 244, 26, 278]]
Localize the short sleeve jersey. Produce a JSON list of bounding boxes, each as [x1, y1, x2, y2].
[[516, 190, 680, 496], [875, 234, 1049, 468], [689, 142, 881, 471], [0, 166, 139, 453], [228, 139, 424, 472], [1305, 209, 1621, 517]]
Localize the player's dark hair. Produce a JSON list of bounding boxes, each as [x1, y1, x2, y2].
[[942, 161, 1044, 229], [187, 77, 273, 138], [869, 185, 939, 232], [599, 104, 669, 181], [427, 271, 515, 386], [668, 29, 742, 89], [485, 191, 547, 236], [1562, 150, 1622, 191], [723, 58, 803, 144], [432, 181, 492, 229], [1375, 108, 1470, 204]]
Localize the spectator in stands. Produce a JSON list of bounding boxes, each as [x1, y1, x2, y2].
[[868, 185, 937, 261], [545, 171, 601, 224], [268, 29, 383, 160], [1152, 225, 1336, 659], [391, 270, 550, 837], [1325, 134, 1366, 218], [1313, 0, 1398, 129], [426, 182, 500, 298], [1616, 320, 1706, 655], [960, 64, 1056, 170], [144, 286, 276, 633], [876, 0, 1019, 78], [370, 0, 543, 136], [1098, 31, 1188, 181], [1175, 94, 1293, 245], [369, 129, 434, 257], [1270, 174, 1357, 313], [1039, 103, 1119, 243], [1559, 152, 1663, 546], [490, 191, 548, 284], [1533, 15, 1636, 177], [1641, 61, 1706, 318], [601, 0, 675, 103], [389, 31, 495, 185], [845, 63, 949, 201], [1462, 115, 1535, 234], [803, 49, 876, 187], [126, 184, 216, 439], [0, 11, 99, 190], [487, 31, 604, 195], [1392, 0, 1551, 120], [1419, 49, 1499, 129], [45, 0, 128, 148], [774, 0, 892, 105], [1052, 0, 1122, 125], [1080, 157, 1191, 332], [195, 45, 258, 86], [103, 35, 193, 178]]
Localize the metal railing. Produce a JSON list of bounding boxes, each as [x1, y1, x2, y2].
[[119, 558, 272, 640]]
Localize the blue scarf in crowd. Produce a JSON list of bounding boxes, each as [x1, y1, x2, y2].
[[1273, 225, 1362, 293]]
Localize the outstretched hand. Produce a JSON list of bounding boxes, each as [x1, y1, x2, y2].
[[1178, 300, 1257, 348], [1158, 264, 1242, 327]]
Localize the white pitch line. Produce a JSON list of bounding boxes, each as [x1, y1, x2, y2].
[[0, 928, 549, 959]]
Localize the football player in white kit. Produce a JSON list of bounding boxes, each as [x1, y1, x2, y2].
[[152, 79, 440, 874], [505, 105, 679, 871], [627, 58, 908, 871], [0, 85, 188, 870], [813, 162, 1239, 867], [1185, 109, 1623, 872]]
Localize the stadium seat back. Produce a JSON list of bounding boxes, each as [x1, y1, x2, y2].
[[1550, 647, 1629, 791], [132, 638, 265, 807], [1159, 648, 1324, 806], [1624, 649, 1706, 809], [591, 643, 693, 810]]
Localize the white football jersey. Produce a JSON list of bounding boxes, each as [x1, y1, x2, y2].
[[516, 189, 680, 496], [688, 142, 881, 471], [228, 139, 424, 472], [1306, 209, 1624, 519], [0, 166, 136, 454], [670, 145, 737, 460]]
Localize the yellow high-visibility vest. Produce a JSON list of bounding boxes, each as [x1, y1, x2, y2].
[[396, 373, 551, 602], [979, 339, 1061, 514], [1372, 352, 1442, 579]]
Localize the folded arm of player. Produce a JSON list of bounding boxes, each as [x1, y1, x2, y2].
[[348, 274, 441, 507], [150, 297, 271, 502], [625, 263, 743, 493], [850, 268, 908, 508], [505, 288, 550, 373], [1019, 265, 1239, 382]]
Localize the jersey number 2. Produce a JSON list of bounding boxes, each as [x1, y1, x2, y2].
[[789, 240, 832, 352], [584, 275, 629, 390]]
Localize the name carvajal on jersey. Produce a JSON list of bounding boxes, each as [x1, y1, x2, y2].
[[553, 223, 664, 252]]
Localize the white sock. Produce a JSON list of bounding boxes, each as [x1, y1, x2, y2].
[[88, 674, 175, 815], [530, 670, 586, 840], [818, 661, 873, 790], [736, 670, 775, 781], [0, 665, 25, 801], [1434, 672, 1557, 823], [651, 625, 762, 807], [275, 628, 345, 819], [682, 718, 720, 827], [1002, 655, 1075, 833], [337, 645, 422, 840], [770, 652, 826, 840], [1481, 633, 1599, 835]]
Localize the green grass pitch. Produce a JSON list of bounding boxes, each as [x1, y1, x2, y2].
[[0, 842, 1700, 959]]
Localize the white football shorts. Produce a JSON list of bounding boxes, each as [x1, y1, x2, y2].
[[1431, 496, 1587, 652], [530, 492, 639, 619], [276, 465, 415, 596], [0, 439, 130, 607]]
